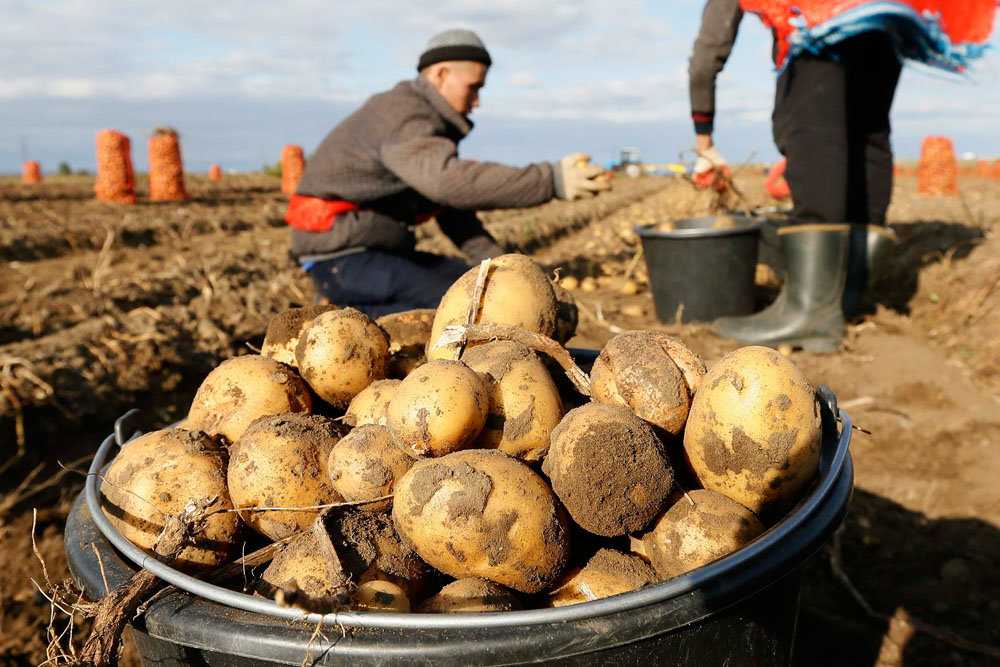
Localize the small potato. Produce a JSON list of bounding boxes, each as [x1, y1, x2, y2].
[[683, 346, 822, 516], [257, 518, 350, 613], [713, 214, 737, 229], [100, 428, 241, 571], [344, 379, 401, 428], [295, 308, 389, 408], [228, 413, 345, 540], [328, 424, 415, 507], [549, 549, 657, 607], [543, 403, 673, 537], [417, 578, 521, 613], [353, 580, 410, 613], [461, 341, 563, 462], [631, 490, 764, 579], [387, 360, 489, 457], [392, 450, 571, 593], [376, 309, 436, 378], [187, 355, 311, 443], [261, 304, 339, 367]]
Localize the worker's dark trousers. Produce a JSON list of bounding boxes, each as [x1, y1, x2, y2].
[[772, 31, 902, 226]]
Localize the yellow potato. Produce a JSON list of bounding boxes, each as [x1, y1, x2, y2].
[[344, 379, 401, 428], [328, 424, 415, 507], [376, 308, 436, 378], [548, 549, 657, 607], [353, 580, 411, 613], [257, 518, 350, 613], [261, 304, 339, 367], [417, 578, 521, 613]]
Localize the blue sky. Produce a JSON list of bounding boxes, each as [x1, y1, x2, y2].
[[1, 0, 998, 173]]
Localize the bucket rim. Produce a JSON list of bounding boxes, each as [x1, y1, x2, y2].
[[635, 215, 765, 239]]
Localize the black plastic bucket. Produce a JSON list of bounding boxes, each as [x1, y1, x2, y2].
[[65, 386, 852, 667], [636, 215, 764, 323]]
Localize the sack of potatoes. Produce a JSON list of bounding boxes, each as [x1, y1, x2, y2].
[[100, 253, 827, 613]]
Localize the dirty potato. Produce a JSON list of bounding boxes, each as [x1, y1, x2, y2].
[[328, 424, 415, 508], [376, 308, 436, 378], [261, 304, 339, 368], [548, 549, 657, 607], [344, 379, 401, 428], [417, 578, 522, 613]]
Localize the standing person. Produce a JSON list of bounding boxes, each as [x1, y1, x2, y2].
[[287, 29, 609, 318], [688, 0, 995, 351]]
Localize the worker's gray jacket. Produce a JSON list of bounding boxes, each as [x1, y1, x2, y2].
[[292, 75, 556, 260], [689, 0, 744, 135]]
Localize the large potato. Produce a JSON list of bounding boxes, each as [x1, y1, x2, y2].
[[543, 403, 673, 536], [548, 549, 657, 607], [100, 428, 241, 571], [295, 308, 389, 408], [343, 379, 401, 428], [461, 341, 563, 462], [682, 346, 822, 516], [376, 308, 436, 378], [417, 578, 522, 613], [187, 355, 311, 443], [387, 359, 489, 457], [392, 450, 570, 593], [261, 304, 339, 368], [328, 424, 415, 508], [426, 254, 557, 360], [227, 413, 344, 540]]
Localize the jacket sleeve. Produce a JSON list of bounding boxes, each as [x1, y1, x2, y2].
[[689, 0, 743, 135], [380, 117, 556, 211], [435, 207, 504, 262]]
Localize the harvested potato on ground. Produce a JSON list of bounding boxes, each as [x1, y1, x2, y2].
[[417, 578, 522, 613], [100, 428, 241, 571], [590, 331, 705, 435], [261, 304, 339, 367], [427, 254, 558, 360], [328, 424, 415, 508], [551, 280, 578, 344], [549, 549, 657, 607], [393, 450, 570, 593], [544, 403, 673, 537], [228, 413, 344, 540], [187, 355, 311, 443], [353, 580, 410, 612], [376, 308, 436, 378], [387, 359, 489, 457], [295, 308, 389, 408], [344, 379, 401, 428], [631, 490, 764, 579], [461, 341, 563, 462], [683, 346, 822, 517], [257, 518, 351, 613]]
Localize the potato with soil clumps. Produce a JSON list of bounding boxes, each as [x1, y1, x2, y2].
[[418, 578, 522, 613], [261, 304, 339, 368], [187, 355, 311, 443], [295, 308, 389, 409], [227, 413, 345, 540], [100, 428, 241, 572], [392, 449, 571, 594], [544, 403, 673, 537], [683, 346, 822, 516], [344, 379, 401, 428], [551, 280, 578, 344], [427, 254, 558, 360], [590, 331, 706, 435], [631, 490, 764, 579], [328, 424, 415, 508], [257, 517, 351, 613], [461, 341, 563, 462], [548, 549, 657, 607], [387, 359, 489, 457], [376, 308, 436, 377]]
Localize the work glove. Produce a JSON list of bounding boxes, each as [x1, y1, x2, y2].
[[553, 153, 612, 200], [693, 145, 732, 192]]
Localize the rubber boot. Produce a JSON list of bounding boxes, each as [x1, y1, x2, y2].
[[713, 224, 849, 352], [842, 225, 898, 318]]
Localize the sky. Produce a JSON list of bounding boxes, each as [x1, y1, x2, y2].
[[2, 0, 999, 174]]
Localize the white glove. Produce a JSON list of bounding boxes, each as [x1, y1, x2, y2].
[[554, 153, 611, 200], [694, 145, 727, 175]]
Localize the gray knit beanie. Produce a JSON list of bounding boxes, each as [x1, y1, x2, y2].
[[417, 29, 492, 71]]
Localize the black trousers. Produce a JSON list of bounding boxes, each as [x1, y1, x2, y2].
[[773, 31, 902, 226]]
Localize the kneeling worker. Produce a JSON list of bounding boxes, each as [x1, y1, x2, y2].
[[286, 29, 609, 317]]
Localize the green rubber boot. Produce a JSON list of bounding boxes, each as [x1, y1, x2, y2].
[[713, 224, 850, 353], [842, 225, 899, 318]]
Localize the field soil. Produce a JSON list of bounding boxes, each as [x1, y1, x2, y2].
[[1, 172, 998, 665]]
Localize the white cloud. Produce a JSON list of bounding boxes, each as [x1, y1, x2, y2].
[[506, 72, 541, 88]]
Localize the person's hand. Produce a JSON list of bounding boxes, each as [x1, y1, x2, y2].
[[693, 145, 732, 192], [554, 153, 612, 200]]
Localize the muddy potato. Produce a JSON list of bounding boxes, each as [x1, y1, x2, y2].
[[328, 424, 415, 507], [376, 308, 436, 377], [590, 331, 706, 435], [353, 580, 410, 612], [392, 449, 571, 593], [295, 308, 389, 408], [551, 280, 578, 344], [187, 355, 311, 443], [543, 403, 673, 537], [227, 413, 344, 540], [261, 304, 339, 367], [631, 490, 764, 579], [712, 214, 737, 229], [100, 428, 241, 571], [683, 346, 822, 516], [344, 379, 401, 428], [461, 341, 563, 462], [427, 254, 558, 360], [417, 578, 522, 613], [257, 518, 350, 613], [387, 359, 489, 457], [548, 549, 657, 607]]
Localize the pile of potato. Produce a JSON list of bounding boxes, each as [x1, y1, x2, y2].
[[100, 253, 824, 615]]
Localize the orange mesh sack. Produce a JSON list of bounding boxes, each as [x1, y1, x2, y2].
[[95, 130, 137, 203], [917, 136, 958, 195], [22, 160, 42, 184], [148, 128, 190, 201], [281, 145, 305, 194], [975, 160, 991, 178], [208, 164, 223, 182], [994, 159, 1000, 180]]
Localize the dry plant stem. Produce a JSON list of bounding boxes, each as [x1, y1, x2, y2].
[[451, 257, 492, 361]]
